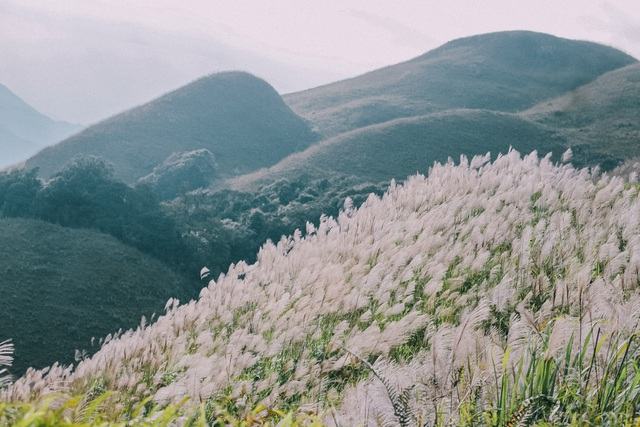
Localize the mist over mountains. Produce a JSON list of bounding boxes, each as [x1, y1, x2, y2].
[[20, 31, 640, 188], [0, 84, 80, 168]]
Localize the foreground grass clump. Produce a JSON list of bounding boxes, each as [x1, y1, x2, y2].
[[0, 393, 322, 426], [2, 330, 639, 426], [430, 330, 640, 426], [335, 328, 640, 426]]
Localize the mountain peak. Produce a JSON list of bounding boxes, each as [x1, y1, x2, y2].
[[437, 30, 586, 49], [285, 31, 636, 137], [423, 30, 637, 65], [153, 71, 285, 112], [26, 71, 317, 183], [166, 71, 275, 96]]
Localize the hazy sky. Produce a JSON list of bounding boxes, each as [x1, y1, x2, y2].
[[1, 0, 639, 124]]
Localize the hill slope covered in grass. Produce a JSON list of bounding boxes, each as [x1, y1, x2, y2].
[[6, 151, 640, 425], [523, 63, 640, 169], [229, 109, 567, 189], [26, 72, 318, 183], [0, 83, 79, 168], [0, 218, 193, 375], [225, 32, 636, 191], [284, 31, 636, 137]]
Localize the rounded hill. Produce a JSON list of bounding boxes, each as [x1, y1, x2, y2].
[[285, 31, 636, 136], [0, 218, 192, 374], [523, 63, 640, 167], [231, 109, 567, 188], [26, 72, 318, 183]]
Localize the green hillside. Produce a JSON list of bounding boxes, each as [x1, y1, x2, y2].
[[0, 83, 79, 168], [26, 72, 318, 183], [231, 110, 567, 189], [523, 63, 640, 168], [230, 32, 637, 190], [284, 31, 636, 136], [0, 218, 193, 375]]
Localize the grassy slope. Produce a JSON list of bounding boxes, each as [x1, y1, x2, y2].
[[0, 218, 193, 374], [230, 110, 567, 189], [284, 31, 636, 137], [523, 63, 640, 168], [26, 72, 318, 184], [228, 32, 636, 190]]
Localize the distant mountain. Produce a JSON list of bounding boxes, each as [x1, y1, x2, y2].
[[26, 72, 318, 184], [0, 84, 79, 168], [0, 127, 35, 168], [284, 31, 636, 137], [227, 32, 636, 189], [0, 218, 192, 374], [230, 110, 567, 188], [523, 63, 640, 169]]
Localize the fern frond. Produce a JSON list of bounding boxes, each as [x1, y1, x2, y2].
[[344, 348, 416, 427], [0, 339, 14, 389]]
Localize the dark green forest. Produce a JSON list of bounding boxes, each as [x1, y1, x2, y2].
[[0, 158, 385, 372], [0, 157, 385, 280]]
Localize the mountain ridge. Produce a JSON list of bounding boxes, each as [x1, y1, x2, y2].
[[284, 30, 637, 137], [25, 71, 318, 183], [228, 109, 567, 190], [522, 62, 640, 168]]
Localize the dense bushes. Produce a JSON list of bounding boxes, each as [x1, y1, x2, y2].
[[166, 174, 386, 277], [137, 148, 219, 200], [0, 160, 385, 282], [0, 158, 192, 273], [0, 169, 40, 218]]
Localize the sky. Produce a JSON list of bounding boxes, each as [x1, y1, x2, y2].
[[1, 0, 639, 124]]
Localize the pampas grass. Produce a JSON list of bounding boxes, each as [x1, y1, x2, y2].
[[4, 150, 640, 425]]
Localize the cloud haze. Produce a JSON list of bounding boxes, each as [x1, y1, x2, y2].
[[0, 0, 638, 123]]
